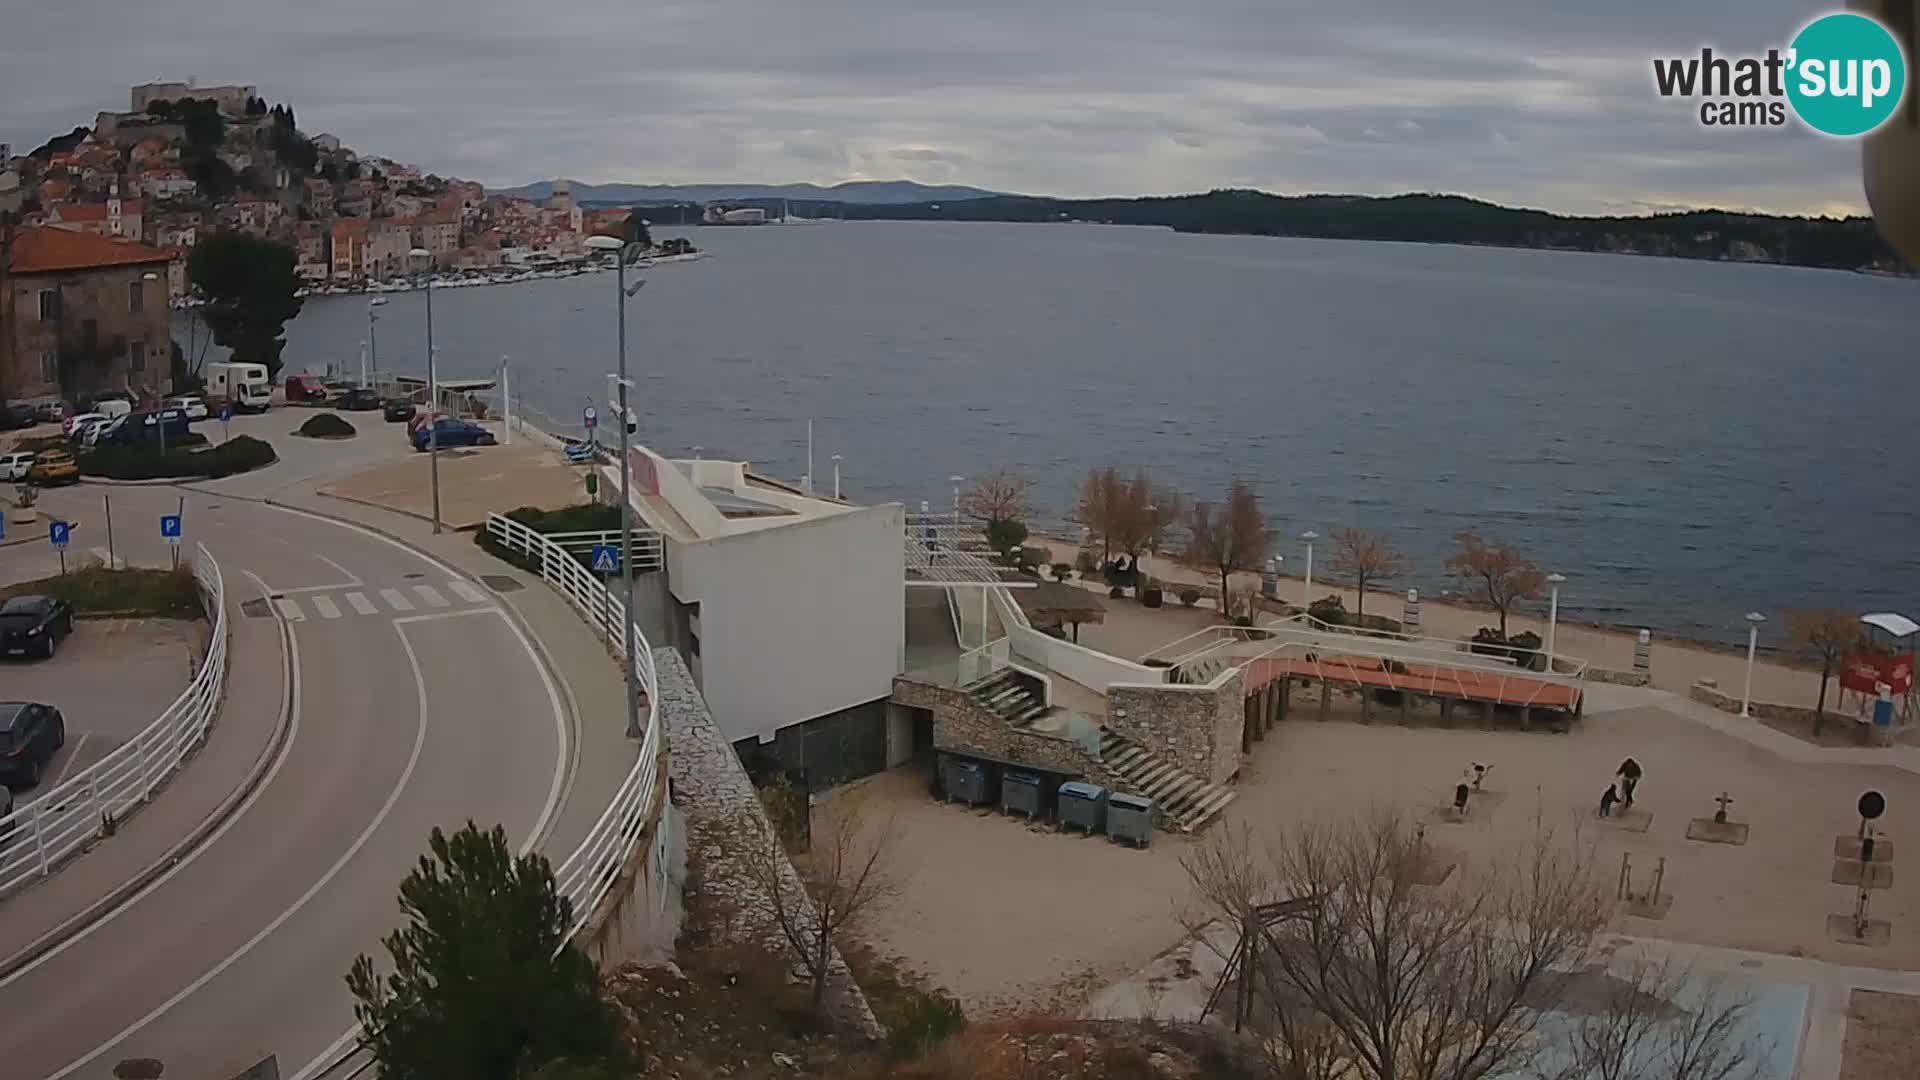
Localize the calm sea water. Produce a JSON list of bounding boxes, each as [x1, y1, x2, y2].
[[216, 221, 1920, 646]]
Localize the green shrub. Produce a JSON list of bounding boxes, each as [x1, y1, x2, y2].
[[889, 990, 967, 1057], [0, 566, 201, 617], [296, 412, 356, 438], [80, 435, 277, 481], [1179, 588, 1201, 607], [1307, 595, 1347, 625]]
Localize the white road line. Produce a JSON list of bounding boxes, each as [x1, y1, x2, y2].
[[272, 597, 305, 621], [49, 733, 92, 788], [309, 594, 341, 620], [412, 584, 450, 609], [314, 554, 362, 586], [45, 613, 431, 1080], [446, 578, 488, 604], [378, 588, 413, 612], [344, 592, 377, 616]]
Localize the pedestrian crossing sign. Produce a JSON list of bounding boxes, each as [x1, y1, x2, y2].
[[590, 544, 620, 574]]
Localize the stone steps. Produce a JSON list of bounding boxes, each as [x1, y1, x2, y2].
[[1097, 729, 1236, 832]]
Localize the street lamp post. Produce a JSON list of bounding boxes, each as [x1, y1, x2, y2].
[[950, 475, 964, 523], [408, 250, 440, 533], [1545, 572, 1566, 671], [1741, 612, 1766, 718], [586, 233, 648, 740], [1300, 530, 1318, 613], [366, 297, 387, 389], [832, 454, 843, 500]]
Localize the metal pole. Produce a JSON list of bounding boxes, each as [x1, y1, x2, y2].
[[368, 304, 378, 387], [104, 494, 114, 569], [359, 339, 368, 392], [806, 419, 814, 495], [500, 354, 511, 445], [1741, 619, 1760, 718], [617, 254, 640, 739], [1303, 536, 1315, 611], [425, 278, 440, 534], [1546, 582, 1560, 670], [832, 455, 842, 500]]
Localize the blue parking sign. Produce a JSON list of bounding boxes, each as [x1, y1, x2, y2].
[[161, 514, 183, 544], [49, 521, 70, 547], [590, 544, 620, 574]]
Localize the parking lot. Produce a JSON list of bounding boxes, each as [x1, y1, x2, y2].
[[4, 617, 207, 803]]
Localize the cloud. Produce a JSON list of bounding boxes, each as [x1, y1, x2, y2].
[[0, 0, 1870, 214]]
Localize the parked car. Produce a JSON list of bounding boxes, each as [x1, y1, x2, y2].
[[413, 417, 495, 451], [28, 448, 80, 485], [337, 388, 382, 411], [34, 401, 67, 424], [164, 396, 210, 421], [0, 596, 74, 659], [93, 398, 132, 421], [0, 403, 35, 431], [98, 407, 191, 447], [0, 451, 33, 482], [383, 398, 417, 423], [285, 374, 329, 403], [63, 411, 106, 440], [0, 702, 66, 788]]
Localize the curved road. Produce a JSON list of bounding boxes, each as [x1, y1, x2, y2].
[[0, 489, 573, 1080]]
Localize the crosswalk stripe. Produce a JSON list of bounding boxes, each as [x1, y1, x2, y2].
[[446, 579, 488, 604], [379, 588, 414, 612], [310, 594, 342, 620], [345, 592, 378, 616], [273, 597, 305, 621], [412, 584, 450, 609]]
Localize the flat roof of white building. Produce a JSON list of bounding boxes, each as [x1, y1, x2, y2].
[[611, 445, 866, 543]]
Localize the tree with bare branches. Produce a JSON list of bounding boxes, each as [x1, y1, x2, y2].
[[960, 466, 1036, 529], [1538, 951, 1766, 1080], [1445, 531, 1548, 638], [1073, 466, 1126, 561], [725, 789, 898, 1015], [1785, 608, 1861, 733], [1186, 480, 1267, 621], [1329, 527, 1407, 627]]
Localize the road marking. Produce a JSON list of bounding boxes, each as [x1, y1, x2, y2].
[[344, 591, 378, 616], [379, 588, 413, 612], [309, 594, 341, 620], [0, 569, 302, 990], [48, 733, 91, 788], [272, 597, 305, 621], [45, 611, 430, 1080], [446, 578, 487, 604], [412, 584, 450, 608], [314, 554, 362, 586]]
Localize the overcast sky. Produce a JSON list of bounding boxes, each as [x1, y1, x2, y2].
[[0, 0, 1875, 216]]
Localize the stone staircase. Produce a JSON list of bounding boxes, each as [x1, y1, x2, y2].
[[1097, 729, 1237, 832], [1170, 654, 1229, 685], [968, 669, 1051, 727]]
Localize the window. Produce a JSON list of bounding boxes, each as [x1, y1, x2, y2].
[[129, 279, 143, 313], [129, 339, 146, 371], [37, 289, 60, 322], [40, 351, 57, 384]]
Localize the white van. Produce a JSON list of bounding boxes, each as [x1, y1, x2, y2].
[[206, 362, 272, 413]]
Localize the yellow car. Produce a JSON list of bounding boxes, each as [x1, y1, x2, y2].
[[27, 448, 79, 486]]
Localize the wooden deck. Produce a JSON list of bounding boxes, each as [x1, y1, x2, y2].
[[1243, 654, 1581, 711]]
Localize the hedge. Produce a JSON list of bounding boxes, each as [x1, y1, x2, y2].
[[0, 566, 201, 618], [81, 435, 278, 480], [296, 413, 356, 438]]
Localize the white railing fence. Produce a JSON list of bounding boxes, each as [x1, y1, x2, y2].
[[539, 528, 664, 572], [482, 511, 664, 934], [956, 637, 1011, 686], [0, 543, 228, 897]]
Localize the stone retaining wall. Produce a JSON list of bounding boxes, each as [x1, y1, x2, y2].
[[1688, 680, 1819, 726], [1108, 667, 1245, 786], [1588, 667, 1652, 687], [894, 676, 1104, 779]]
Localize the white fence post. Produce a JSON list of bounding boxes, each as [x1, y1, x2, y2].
[[31, 805, 50, 878]]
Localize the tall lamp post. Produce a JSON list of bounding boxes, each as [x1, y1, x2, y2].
[[1741, 612, 1766, 718], [1545, 572, 1566, 671], [1300, 530, 1318, 613], [586, 232, 648, 739], [408, 249, 440, 533], [366, 297, 387, 389], [831, 453, 843, 501]]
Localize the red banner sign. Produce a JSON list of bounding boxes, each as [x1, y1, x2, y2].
[[1840, 649, 1915, 696]]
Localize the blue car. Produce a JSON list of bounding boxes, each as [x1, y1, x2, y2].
[[413, 417, 497, 452]]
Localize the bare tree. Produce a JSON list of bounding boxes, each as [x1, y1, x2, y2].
[[1539, 951, 1765, 1080], [1073, 465, 1126, 561], [724, 789, 898, 1014], [1181, 810, 1613, 1080], [1329, 527, 1408, 627], [1785, 608, 1860, 733], [1107, 468, 1186, 560], [1445, 531, 1548, 638], [960, 466, 1036, 529], [1186, 480, 1267, 620]]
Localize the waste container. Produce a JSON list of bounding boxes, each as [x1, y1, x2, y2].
[[1058, 781, 1108, 834], [1107, 793, 1154, 848], [943, 757, 991, 807], [1002, 770, 1044, 819]]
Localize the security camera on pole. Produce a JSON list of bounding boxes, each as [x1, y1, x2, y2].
[[586, 226, 649, 740]]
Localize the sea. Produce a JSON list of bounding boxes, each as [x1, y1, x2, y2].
[[187, 220, 1920, 647]]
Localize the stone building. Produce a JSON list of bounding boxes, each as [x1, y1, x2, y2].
[[1, 226, 174, 401]]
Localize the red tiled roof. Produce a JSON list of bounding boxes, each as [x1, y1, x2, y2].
[[8, 226, 173, 274]]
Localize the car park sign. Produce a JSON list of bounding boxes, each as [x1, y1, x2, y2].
[[48, 521, 70, 547], [161, 514, 182, 545]]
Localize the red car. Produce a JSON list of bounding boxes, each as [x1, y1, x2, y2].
[[285, 374, 329, 402]]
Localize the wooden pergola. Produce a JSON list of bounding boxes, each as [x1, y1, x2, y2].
[[1013, 580, 1107, 643]]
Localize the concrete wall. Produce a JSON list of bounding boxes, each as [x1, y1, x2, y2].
[[1007, 618, 1165, 694], [1108, 667, 1246, 785], [666, 502, 905, 744]]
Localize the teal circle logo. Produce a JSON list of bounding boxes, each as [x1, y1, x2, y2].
[[1786, 12, 1908, 137]]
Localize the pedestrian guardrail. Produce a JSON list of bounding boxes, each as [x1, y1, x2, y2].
[[482, 511, 664, 935], [0, 543, 228, 897]]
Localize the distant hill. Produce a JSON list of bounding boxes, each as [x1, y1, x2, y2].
[[497, 179, 1004, 205], [833, 190, 1909, 274]]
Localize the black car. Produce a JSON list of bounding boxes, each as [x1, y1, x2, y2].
[[0, 403, 35, 431], [383, 398, 417, 422], [0, 595, 75, 659], [0, 702, 66, 788], [338, 388, 382, 411]]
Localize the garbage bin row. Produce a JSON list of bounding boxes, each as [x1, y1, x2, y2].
[[937, 753, 1153, 849]]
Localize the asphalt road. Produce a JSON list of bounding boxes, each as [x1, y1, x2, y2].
[[0, 484, 571, 1080]]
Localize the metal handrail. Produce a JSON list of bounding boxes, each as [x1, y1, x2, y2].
[[482, 511, 664, 934], [0, 544, 228, 897], [537, 528, 665, 570]]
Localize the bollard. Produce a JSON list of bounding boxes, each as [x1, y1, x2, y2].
[[1634, 629, 1652, 672], [1403, 588, 1421, 633]]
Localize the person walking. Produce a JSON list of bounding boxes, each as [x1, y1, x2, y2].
[[1616, 758, 1642, 809], [1599, 783, 1618, 818]]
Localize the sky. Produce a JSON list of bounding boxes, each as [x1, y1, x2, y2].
[[0, 0, 1880, 216]]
